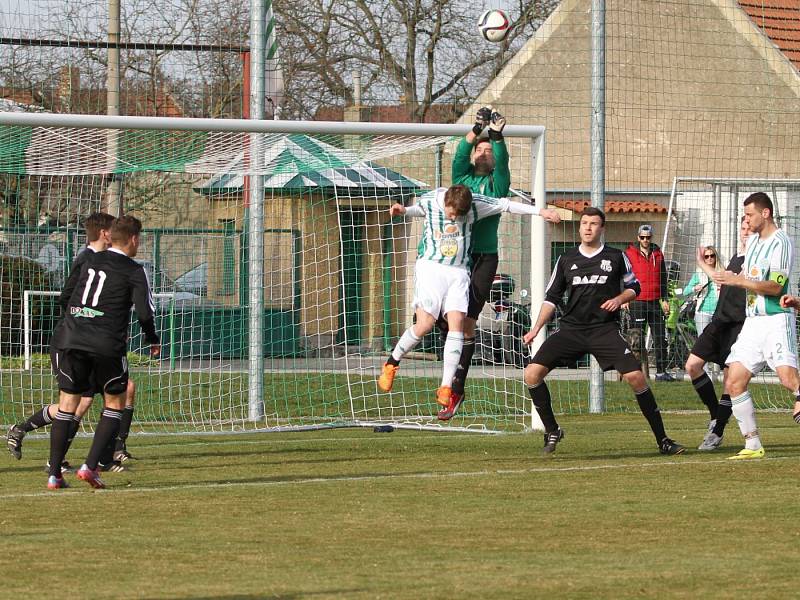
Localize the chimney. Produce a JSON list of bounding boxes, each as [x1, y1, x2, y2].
[[57, 66, 80, 112], [344, 71, 369, 122]]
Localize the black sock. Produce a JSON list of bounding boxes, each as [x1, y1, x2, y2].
[[48, 410, 74, 477], [62, 416, 82, 457], [117, 405, 134, 443], [794, 391, 800, 424], [386, 355, 400, 367], [451, 337, 476, 395], [23, 406, 52, 432], [713, 394, 732, 436], [691, 373, 718, 420], [85, 408, 123, 470], [635, 387, 667, 443], [99, 437, 115, 466], [529, 382, 559, 432]]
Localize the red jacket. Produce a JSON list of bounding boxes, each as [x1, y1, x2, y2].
[[625, 243, 668, 301]]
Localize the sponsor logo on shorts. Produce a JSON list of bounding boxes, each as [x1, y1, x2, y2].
[[71, 306, 104, 318]]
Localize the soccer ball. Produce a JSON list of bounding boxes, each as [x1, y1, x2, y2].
[[477, 9, 510, 43]]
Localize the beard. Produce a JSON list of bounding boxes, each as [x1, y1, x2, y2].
[[474, 155, 495, 174]]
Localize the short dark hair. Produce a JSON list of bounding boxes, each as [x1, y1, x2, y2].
[[444, 185, 473, 216], [84, 212, 114, 242], [743, 192, 773, 218], [110, 215, 143, 246], [581, 206, 606, 226]]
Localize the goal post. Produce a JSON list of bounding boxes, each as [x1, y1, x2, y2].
[[0, 112, 548, 433], [664, 176, 800, 410]]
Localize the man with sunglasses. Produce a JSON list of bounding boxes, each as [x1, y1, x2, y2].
[[625, 224, 674, 381]]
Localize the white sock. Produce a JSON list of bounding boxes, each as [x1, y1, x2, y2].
[[391, 328, 421, 362], [440, 331, 464, 388], [731, 391, 762, 450]]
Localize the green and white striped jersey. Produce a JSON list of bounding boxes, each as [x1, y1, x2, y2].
[[742, 229, 793, 317], [406, 188, 538, 268]]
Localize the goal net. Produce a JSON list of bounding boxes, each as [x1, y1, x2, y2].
[[664, 177, 800, 410], [0, 115, 546, 433]]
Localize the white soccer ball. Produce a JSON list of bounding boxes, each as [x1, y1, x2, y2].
[[477, 9, 510, 43]]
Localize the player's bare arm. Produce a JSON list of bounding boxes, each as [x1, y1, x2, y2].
[[601, 288, 637, 312], [523, 301, 557, 345], [713, 270, 784, 296]]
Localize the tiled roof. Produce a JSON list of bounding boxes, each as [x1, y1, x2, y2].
[[739, 0, 800, 69], [551, 199, 668, 214]]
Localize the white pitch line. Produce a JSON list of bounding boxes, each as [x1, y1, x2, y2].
[[0, 455, 791, 501]]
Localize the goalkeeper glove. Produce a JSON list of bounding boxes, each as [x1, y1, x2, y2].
[[488, 110, 506, 141], [472, 106, 492, 136]]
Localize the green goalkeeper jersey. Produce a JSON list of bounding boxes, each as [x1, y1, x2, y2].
[[451, 138, 510, 253]]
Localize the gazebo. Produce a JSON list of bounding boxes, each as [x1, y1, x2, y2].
[[195, 133, 428, 353]]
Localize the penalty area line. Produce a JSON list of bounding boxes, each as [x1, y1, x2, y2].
[[0, 455, 791, 500]]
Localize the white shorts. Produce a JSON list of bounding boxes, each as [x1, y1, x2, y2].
[[412, 260, 470, 318], [726, 312, 798, 374]]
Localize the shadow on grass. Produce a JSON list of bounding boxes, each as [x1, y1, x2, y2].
[[178, 592, 368, 600]]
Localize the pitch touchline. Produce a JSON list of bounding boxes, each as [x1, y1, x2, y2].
[[1, 456, 791, 500]]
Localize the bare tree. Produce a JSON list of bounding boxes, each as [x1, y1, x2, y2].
[[275, 0, 559, 121]]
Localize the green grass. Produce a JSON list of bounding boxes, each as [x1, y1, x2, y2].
[[3, 413, 800, 598]]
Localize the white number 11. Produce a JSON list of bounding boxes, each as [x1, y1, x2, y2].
[[81, 268, 107, 307]]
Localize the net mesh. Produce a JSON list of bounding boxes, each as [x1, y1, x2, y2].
[[0, 124, 542, 433]]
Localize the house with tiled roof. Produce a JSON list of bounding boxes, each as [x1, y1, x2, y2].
[[442, 0, 800, 264]]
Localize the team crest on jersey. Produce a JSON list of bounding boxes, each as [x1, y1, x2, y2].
[[600, 259, 612, 272]]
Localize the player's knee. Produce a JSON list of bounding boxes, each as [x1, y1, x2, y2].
[[523, 364, 543, 387], [685, 355, 704, 378], [622, 370, 645, 389]]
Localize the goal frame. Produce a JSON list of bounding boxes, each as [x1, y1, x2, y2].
[[1, 111, 547, 432]]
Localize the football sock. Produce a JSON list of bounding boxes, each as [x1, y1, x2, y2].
[[85, 408, 123, 470], [713, 394, 732, 436], [634, 387, 667, 442], [48, 410, 74, 477], [117, 405, 134, 444], [451, 337, 476, 395], [23, 405, 53, 432], [793, 391, 800, 424], [691, 372, 718, 419], [731, 391, 761, 450], [389, 328, 421, 364], [63, 415, 82, 456], [528, 382, 559, 432], [440, 331, 464, 388]]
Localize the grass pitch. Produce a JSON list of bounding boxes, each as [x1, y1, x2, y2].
[[3, 412, 800, 599]]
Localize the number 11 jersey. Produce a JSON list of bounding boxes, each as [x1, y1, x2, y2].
[[51, 248, 159, 356]]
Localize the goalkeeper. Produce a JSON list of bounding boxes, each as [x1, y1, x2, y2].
[[441, 106, 560, 419]]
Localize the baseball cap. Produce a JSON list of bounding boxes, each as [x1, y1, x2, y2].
[[637, 224, 653, 236]]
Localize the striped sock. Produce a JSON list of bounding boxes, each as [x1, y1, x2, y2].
[[440, 331, 464, 388], [85, 408, 123, 470], [390, 328, 421, 363], [731, 391, 761, 450], [24, 405, 53, 432], [48, 410, 74, 477]]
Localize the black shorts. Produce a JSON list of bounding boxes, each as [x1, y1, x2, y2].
[[532, 323, 642, 374], [690, 319, 744, 368], [467, 253, 499, 319], [50, 347, 129, 396]]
